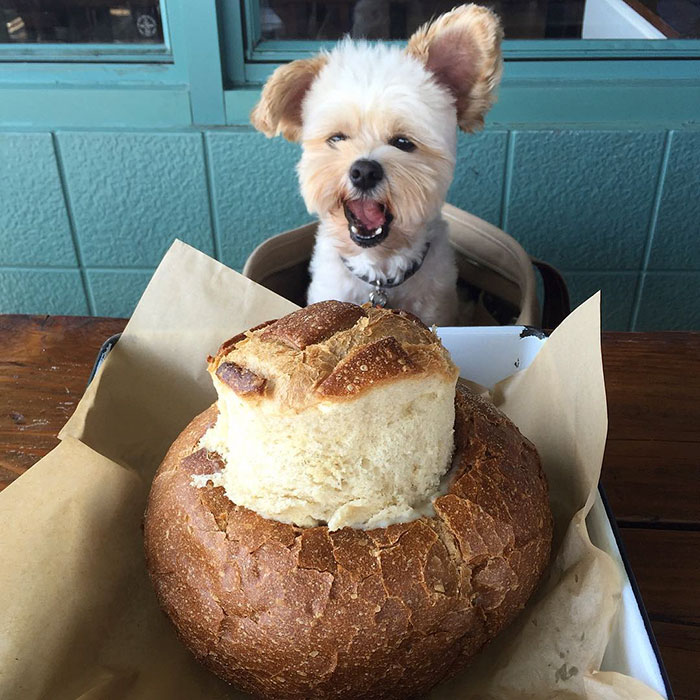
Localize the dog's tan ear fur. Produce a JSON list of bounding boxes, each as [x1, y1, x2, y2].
[[250, 56, 327, 141], [406, 5, 503, 132]]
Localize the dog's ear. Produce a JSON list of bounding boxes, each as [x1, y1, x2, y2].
[[406, 5, 503, 132], [250, 55, 327, 141]]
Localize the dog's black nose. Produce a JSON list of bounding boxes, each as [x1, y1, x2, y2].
[[349, 159, 384, 191]]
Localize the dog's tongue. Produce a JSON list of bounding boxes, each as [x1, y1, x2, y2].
[[348, 200, 385, 230]]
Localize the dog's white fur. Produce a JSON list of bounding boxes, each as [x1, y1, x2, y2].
[[251, 5, 503, 325]]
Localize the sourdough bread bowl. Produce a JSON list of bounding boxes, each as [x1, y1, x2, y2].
[[144, 301, 552, 699]]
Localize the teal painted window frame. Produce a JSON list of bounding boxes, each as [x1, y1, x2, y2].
[[0, 0, 698, 129], [0, 0, 179, 83], [229, 0, 700, 68], [0, 44, 171, 63], [0, 0, 228, 126], [0, 0, 173, 66], [218, 0, 700, 127]]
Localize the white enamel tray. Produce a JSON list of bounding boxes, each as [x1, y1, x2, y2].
[[437, 325, 671, 699]]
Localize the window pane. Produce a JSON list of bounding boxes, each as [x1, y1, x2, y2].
[[0, 1, 164, 44], [257, 0, 699, 40]]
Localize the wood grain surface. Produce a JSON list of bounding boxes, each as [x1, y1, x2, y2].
[[1, 315, 698, 698], [0, 314, 127, 490]]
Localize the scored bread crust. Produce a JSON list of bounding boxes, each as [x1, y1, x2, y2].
[[144, 383, 552, 700], [207, 302, 458, 411]]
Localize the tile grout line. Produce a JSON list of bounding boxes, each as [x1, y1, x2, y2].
[[630, 130, 673, 331], [498, 131, 515, 232], [51, 132, 96, 315], [201, 133, 222, 261], [0, 265, 157, 273], [6, 265, 700, 274]]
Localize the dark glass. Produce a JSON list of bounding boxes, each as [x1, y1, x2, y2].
[[0, 1, 164, 44], [258, 0, 699, 40]]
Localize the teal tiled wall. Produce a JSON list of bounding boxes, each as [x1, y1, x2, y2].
[[447, 131, 507, 224], [0, 133, 76, 267], [57, 132, 216, 266], [0, 269, 89, 315], [206, 132, 311, 270], [86, 269, 157, 318], [648, 132, 700, 271], [505, 130, 666, 270], [636, 273, 700, 331], [1, 126, 699, 330]]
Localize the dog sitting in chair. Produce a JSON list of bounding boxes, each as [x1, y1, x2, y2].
[[251, 5, 502, 326]]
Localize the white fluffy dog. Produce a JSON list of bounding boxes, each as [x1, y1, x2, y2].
[[251, 5, 503, 325]]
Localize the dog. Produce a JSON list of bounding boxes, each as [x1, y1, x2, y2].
[[251, 5, 503, 326]]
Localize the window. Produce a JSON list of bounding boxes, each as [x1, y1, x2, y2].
[[0, 2, 164, 44], [0, 0, 190, 128], [0, 0, 171, 64], [223, 0, 700, 81], [256, 0, 699, 40], [218, 0, 699, 125], [0, 0, 696, 128]]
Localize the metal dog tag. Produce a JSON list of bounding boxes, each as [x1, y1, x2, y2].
[[369, 281, 388, 308]]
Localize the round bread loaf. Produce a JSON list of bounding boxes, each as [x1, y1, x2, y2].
[[144, 302, 552, 700]]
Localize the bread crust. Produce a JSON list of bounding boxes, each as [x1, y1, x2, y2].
[[260, 300, 367, 350], [216, 361, 268, 396], [144, 383, 552, 699], [207, 301, 457, 410], [316, 336, 417, 397]]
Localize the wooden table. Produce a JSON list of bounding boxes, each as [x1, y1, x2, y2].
[[1, 315, 698, 699]]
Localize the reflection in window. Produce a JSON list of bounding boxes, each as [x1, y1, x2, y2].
[[258, 0, 699, 41], [0, 1, 164, 44]]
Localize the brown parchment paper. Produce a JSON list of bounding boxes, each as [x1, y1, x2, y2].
[[0, 240, 664, 700]]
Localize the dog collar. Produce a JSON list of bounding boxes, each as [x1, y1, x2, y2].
[[341, 242, 431, 307]]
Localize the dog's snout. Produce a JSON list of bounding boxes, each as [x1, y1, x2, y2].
[[349, 159, 384, 191]]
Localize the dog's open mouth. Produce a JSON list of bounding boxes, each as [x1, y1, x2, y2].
[[344, 199, 393, 248]]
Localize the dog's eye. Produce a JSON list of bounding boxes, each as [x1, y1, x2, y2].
[[327, 133, 347, 145], [390, 136, 416, 152]]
